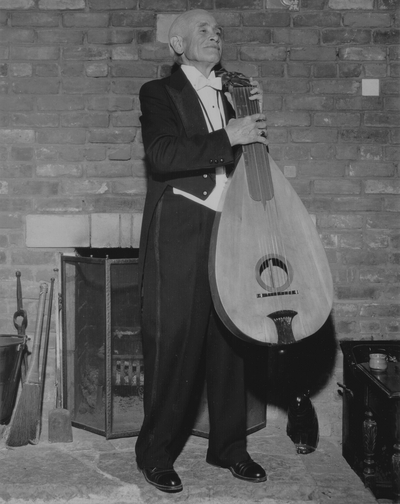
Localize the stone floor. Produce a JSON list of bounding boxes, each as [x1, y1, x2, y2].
[[0, 418, 385, 504]]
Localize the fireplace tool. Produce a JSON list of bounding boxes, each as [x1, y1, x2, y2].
[[48, 271, 72, 443], [1, 272, 29, 425], [6, 282, 48, 446], [36, 276, 55, 443]]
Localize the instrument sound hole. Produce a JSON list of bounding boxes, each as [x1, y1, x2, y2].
[[255, 254, 293, 292]]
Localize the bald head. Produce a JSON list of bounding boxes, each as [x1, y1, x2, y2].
[[169, 9, 210, 40], [168, 10, 222, 75]]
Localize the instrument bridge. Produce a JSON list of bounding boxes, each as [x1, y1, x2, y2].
[[256, 290, 299, 298]]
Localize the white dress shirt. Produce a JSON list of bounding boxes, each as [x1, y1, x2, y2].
[[172, 65, 229, 211]]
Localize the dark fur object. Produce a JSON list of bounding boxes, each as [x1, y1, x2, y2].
[[287, 391, 319, 454]]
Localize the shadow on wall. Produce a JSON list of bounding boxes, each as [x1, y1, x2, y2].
[[244, 314, 337, 411]]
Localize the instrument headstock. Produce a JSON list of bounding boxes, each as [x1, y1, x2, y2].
[[215, 68, 251, 92]]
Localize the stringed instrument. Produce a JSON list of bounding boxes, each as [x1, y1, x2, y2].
[[209, 71, 333, 345]]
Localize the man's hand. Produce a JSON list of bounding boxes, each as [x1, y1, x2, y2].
[[225, 113, 268, 147], [224, 79, 267, 146]]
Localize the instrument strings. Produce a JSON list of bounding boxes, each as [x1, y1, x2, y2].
[[240, 87, 309, 341], [233, 86, 289, 308]]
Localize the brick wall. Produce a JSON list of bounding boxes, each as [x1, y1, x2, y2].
[[0, 0, 398, 438]]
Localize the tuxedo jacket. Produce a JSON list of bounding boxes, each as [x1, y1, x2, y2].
[[138, 66, 241, 278]]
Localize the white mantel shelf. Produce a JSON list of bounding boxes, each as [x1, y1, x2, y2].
[[26, 213, 143, 249]]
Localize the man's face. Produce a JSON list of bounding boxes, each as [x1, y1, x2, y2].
[[181, 12, 223, 68]]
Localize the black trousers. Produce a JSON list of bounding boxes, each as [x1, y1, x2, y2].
[[135, 188, 249, 469]]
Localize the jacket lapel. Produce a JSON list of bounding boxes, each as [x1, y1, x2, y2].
[[165, 67, 236, 135], [166, 68, 209, 138]]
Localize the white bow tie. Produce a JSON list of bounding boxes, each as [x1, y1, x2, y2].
[[195, 75, 222, 91]]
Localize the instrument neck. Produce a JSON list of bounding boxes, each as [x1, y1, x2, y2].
[[230, 86, 273, 206]]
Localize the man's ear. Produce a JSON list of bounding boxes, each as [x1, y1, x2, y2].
[[170, 35, 184, 56]]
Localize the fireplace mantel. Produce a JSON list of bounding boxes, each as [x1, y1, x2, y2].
[[25, 213, 143, 249]]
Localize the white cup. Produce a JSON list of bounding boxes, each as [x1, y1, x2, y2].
[[369, 353, 388, 371]]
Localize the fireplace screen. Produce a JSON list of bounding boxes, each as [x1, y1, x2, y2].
[[61, 255, 143, 439]]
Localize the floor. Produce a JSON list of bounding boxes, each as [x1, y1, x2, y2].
[[0, 417, 385, 504]]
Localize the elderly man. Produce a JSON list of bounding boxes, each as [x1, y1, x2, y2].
[[135, 9, 268, 493]]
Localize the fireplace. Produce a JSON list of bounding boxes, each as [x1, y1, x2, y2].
[[61, 252, 143, 439], [61, 252, 267, 440]]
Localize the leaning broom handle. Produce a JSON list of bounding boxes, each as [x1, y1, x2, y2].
[[40, 277, 54, 406], [26, 282, 48, 383], [54, 269, 62, 408]]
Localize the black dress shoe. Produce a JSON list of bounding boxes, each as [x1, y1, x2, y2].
[[228, 460, 267, 483], [142, 467, 183, 493]]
